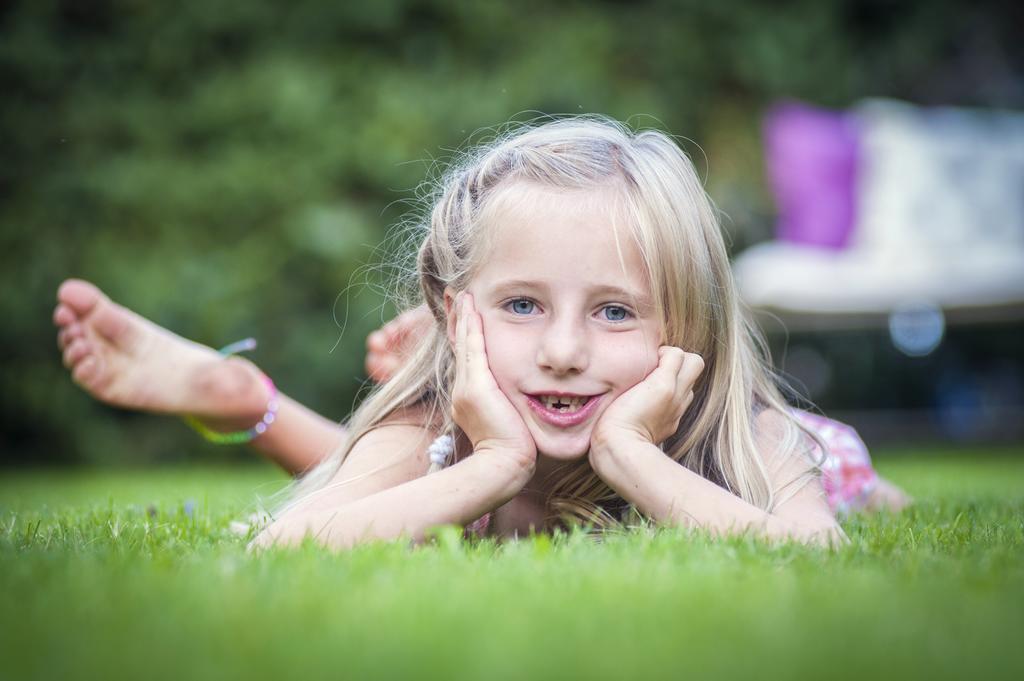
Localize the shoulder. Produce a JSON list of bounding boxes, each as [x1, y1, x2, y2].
[[753, 408, 837, 522], [752, 407, 821, 488], [753, 408, 802, 464], [753, 406, 790, 438], [274, 405, 441, 521], [378, 401, 444, 433], [344, 403, 441, 475]]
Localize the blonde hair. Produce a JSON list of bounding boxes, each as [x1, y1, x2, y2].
[[272, 115, 824, 532]]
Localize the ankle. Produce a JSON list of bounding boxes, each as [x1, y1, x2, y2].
[[187, 357, 271, 426]]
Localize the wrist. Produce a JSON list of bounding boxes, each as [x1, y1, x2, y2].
[[588, 432, 664, 505], [591, 426, 648, 461], [473, 443, 536, 489]]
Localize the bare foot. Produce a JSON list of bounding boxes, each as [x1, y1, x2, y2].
[[865, 476, 914, 513], [364, 305, 434, 383], [54, 279, 269, 424]]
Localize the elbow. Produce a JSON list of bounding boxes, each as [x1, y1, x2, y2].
[[770, 509, 848, 548], [246, 514, 334, 552], [245, 512, 403, 553], [799, 520, 848, 548], [246, 520, 293, 553]]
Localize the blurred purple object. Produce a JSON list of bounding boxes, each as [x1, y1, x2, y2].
[[764, 102, 860, 249]]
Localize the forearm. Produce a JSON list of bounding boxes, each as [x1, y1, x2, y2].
[[251, 453, 529, 551], [591, 437, 843, 545], [188, 355, 347, 476], [202, 391, 345, 477], [250, 394, 347, 477]]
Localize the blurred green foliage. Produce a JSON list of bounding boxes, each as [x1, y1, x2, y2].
[[2, 0, 1020, 465]]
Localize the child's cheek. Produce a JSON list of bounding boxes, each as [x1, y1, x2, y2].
[[600, 335, 660, 391], [478, 316, 529, 395]]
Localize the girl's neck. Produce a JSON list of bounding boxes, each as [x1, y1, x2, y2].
[[524, 452, 579, 500], [452, 432, 577, 503]]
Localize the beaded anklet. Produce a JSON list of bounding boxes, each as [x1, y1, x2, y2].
[[183, 338, 279, 444]]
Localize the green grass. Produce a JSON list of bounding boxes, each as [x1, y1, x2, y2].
[[2, 449, 1023, 681]]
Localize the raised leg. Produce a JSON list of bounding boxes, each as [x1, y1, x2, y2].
[[54, 279, 343, 476]]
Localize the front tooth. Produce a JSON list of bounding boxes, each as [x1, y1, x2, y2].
[[559, 406, 569, 413]]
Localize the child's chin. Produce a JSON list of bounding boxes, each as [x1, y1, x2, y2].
[[533, 430, 592, 461]]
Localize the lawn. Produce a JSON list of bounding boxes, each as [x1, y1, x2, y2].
[[2, 447, 1022, 681]]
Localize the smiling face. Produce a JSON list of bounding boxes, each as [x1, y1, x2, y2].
[[456, 182, 663, 462]]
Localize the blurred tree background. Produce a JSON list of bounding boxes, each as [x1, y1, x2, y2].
[[3, 0, 1022, 467]]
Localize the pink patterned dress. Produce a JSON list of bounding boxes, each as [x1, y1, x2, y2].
[[460, 410, 879, 539], [790, 410, 879, 515]]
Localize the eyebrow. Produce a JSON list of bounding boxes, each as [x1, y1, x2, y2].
[[487, 279, 654, 310]]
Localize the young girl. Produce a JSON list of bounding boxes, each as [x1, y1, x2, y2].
[[53, 116, 910, 551]]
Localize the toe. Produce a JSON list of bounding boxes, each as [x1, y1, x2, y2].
[[58, 324, 84, 350], [365, 351, 382, 379], [366, 330, 388, 353], [387, 305, 433, 349], [63, 338, 91, 368], [57, 279, 105, 316], [367, 355, 400, 383], [72, 355, 98, 384], [93, 302, 134, 345], [53, 304, 76, 327], [384, 312, 415, 344], [365, 352, 394, 383]]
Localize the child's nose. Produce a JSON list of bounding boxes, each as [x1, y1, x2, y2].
[[535, 317, 589, 375]]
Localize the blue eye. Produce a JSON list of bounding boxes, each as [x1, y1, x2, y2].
[[509, 299, 536, 315], [602, 305, 630, 322]]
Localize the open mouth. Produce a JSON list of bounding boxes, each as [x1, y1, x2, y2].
[[534, 394, 594, 413], [525, 392, 604, 427]]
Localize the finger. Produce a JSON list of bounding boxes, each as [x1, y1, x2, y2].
[[63, 338, 91, 369], [671, 389, 696, 426], [651, 346, 686, 385], [676, 352, 705, 397], [57, 328, 68, 351], [680, 389, 695, 412], [454, 292, 467, 379], [463, 294, 488, 377]]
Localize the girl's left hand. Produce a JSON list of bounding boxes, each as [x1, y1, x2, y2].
[[590, 347, 704, 457]]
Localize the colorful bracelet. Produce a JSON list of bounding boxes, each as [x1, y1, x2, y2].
[[183, 338, 279, 445]]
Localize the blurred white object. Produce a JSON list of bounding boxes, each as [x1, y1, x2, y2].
[[735, 99, 1024, 325], [888, 301, 945, 357]]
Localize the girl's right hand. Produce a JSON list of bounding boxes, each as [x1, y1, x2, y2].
[[450, 292, 537, 479]]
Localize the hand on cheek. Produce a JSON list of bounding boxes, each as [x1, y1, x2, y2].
[[591, 346, 704, 455], [449, 292, 537, 473]]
